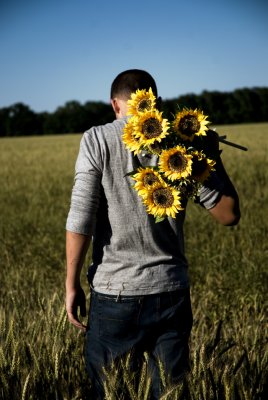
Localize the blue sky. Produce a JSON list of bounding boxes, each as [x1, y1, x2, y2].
[[1, 0, 267, 112]]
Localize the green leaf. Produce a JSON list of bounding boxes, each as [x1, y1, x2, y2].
[[124, 170, 137, 177], [155, 216, 165, 223]]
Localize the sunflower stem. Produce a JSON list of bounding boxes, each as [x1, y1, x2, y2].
[[218, 138, 248, 151]]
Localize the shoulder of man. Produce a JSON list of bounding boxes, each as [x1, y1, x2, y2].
[[78, 117, 129, 171], [84, 116, 128, 141]]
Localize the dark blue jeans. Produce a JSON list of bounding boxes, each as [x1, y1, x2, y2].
[[85, 288, 193, 399]]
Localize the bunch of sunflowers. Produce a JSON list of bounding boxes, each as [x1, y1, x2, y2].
[[122, 88, 218, 222]]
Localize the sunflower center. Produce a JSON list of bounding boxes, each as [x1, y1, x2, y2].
[[179, 115, 200, 136], [148, 141, 162, 154], [153, 188, 174, 208], [138, 99, 152, 112], [191, 156, 207, 176], [168, 152, 188, 172], [143, 173, 159, 187], [132, 133, 140, 142], [142, 118, 162, 139]]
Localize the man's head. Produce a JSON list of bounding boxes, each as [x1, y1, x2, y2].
[[110, 69, 158, 119]]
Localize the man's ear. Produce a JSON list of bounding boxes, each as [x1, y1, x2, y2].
[[111, 98, 120, 115]]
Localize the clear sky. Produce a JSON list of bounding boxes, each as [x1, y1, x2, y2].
[[1, 0, 267, 112]]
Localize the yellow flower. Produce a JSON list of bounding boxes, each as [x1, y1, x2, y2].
[[127, 88, 156, 116], [142, 182, 184, 219], [173, 108, 210, 141], [146, 141, 162, 155], [122, 117, 142, 154], [133, 167, 163, 196], [190, 150, 216, 183], [133, 110, 170, 146], [159, 146, 193, 181]]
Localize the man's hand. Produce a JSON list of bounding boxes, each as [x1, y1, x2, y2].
[[201, 129, 221, 159], [66, 285, 87, 332], [66, 231, 91, 332], [206, 129, 220, 154]]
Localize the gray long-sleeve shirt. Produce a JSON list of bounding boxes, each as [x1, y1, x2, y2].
[[66, 117, 223, 295]]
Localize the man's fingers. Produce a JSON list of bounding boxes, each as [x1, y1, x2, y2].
[[202, 129, 220, 156], [67, 311, 87, 332], [65, 286, 87, 331]]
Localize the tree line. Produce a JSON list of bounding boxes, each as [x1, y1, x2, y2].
[[0, 87, 267, 137]]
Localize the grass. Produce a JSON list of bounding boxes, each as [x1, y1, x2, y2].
[[0, 123, 267, 399]]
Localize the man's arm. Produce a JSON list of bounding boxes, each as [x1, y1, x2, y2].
[[199, 129, 241, 226], [66, 231, 91, 332], [207, 157, 240, 226], [65, 131, 102, 331]]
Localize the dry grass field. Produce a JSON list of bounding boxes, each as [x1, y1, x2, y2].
[[0, 123, 267, 399]]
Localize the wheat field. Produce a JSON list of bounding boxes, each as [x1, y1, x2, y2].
[[0, 123, 267, 399]]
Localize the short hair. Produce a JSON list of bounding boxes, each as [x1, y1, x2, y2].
[[110, 69, 158, 100]]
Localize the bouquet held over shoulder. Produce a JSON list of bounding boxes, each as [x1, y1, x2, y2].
[[121, 88, 236, 222]]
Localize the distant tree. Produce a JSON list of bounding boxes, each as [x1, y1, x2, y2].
[[162, 88, 268, 125], [176, 93, 200, 110], [161, 99, 178, 117], [162, 94, 200, 121], [43, 100, 114, 134], [255, 87, 268, 121], [0, 107, 10, 136], [1, 88, 268, 136], [43, 101, 86, 134], [0, 103, 42, 136], [84, 101, 114, 128]]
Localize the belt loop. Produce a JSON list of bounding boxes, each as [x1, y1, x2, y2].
[[116, 291, 121, 302]]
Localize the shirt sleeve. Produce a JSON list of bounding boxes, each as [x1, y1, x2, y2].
[[198, 171, 224, 209], [66, 130, 102, 235]]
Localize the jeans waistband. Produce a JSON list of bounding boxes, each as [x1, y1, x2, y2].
[[90, 285, 189, 303]]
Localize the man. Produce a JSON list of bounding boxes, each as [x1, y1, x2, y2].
[[65, 69, 240, 399]]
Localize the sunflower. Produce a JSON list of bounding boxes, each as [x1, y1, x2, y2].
[[133, 110, 170, 147], [190, 150, 216, 183], [133, 167, 163, 196], [127, 88, 156, 116], [173, 108, 210, 141], [142, 182, 184, 219], [146, 140, 163, 155], [159, 146, 193, 181], [122, 117, 142, 154]]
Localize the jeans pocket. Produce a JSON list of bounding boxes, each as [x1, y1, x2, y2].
[[168, 289, 193, 333], [98, 297, 141, 340]]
